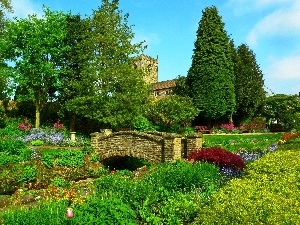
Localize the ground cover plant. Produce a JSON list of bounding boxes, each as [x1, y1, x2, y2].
[[191, 136, 300, 225]]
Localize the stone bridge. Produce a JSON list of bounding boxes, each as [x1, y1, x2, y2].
[[90, 131, 203, 164]]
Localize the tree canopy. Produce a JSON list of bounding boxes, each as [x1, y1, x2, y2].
[[186, 6, 235, 124], [0, 0, 12, 101], [1, 7, 68, 127], [146, 95, 199, 133], [64, 0, 150, 129], [264, 94, 300, 130], [233, 43, 266, 124]]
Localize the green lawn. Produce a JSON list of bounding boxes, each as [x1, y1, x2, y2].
[[203, 133, 282, 153]]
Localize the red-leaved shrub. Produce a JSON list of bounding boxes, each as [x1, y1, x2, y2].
[[188, 147, 246, 171]]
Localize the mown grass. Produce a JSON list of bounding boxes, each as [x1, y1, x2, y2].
[[203, 133, 282, 153]]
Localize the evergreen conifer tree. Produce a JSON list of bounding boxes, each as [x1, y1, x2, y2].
[[233, 43, 266, 124], [186, 6, 235, 125]]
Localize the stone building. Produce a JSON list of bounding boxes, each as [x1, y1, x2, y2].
[[133, 54, 176, 98], [152, 80, 176, 98]]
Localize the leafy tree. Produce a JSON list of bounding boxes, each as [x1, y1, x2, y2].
[[186, 6, 235, 125], [58, 14, 92, 131], [65, 0, 150, 129], [233, 43, 266, 125], [0, 0, 12, 25], [264, 94, 300, 130], [172, 75, 188, 97], [146, 95, 199, 133], [0, 0, 12, 101], [1, 8, 69, 127]]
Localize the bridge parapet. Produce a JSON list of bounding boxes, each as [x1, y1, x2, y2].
[[90, 131, 202, 163]]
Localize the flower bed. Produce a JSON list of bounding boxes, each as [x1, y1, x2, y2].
[[1, 126, 296, 224]]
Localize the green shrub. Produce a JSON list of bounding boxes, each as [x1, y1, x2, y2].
[[0, 118, 25, 139], [50, 177, 70, 188], [41, 149, 84, 168], [94, 172, 202, 224], [0, 140, 31, 166], [30, 140, 44, 146], [0, 162, 36, 194], [74, 197, 137, 225], [90, 153, 99, 162], [142, 160, 220, 192], [18, 165, 36, 184], [132, 115, 156, 132], [0, 201, 68, 225], [0, 117, 5, 128], [0, 140, 27, 155], [192, 150, 300, 224], [81, 146, 94, 154]]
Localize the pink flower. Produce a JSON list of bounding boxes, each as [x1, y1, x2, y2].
[[53, 119, 64, 129], [66, 208, 74, 219]]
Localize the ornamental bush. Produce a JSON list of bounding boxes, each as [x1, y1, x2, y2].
[[142, 160, 221, 192], [188, 147, 246, 171], [192, 150, 300, 224]]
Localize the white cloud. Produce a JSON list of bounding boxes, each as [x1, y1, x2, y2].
[[8, 0, 43, 18], [246, 1, 300, 46], [227, 0, 295, 15], [266, 55, 300, 79]]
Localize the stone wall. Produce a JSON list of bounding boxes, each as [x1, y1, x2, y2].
[[91, 131, 203, 163], [133, 54, 158, 85]]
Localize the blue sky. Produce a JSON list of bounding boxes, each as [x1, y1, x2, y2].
[[8, 0, 300, 95]]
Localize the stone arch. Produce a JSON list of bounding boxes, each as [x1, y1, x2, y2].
[[90, 131, 203, 164]]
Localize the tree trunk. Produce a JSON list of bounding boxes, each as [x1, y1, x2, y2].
[[229, 115, 233, 125], [70, 114, 76, 132], [35, 107, 40, 128]]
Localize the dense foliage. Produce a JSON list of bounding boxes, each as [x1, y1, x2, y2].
[[0, 127, 289, 224], [0, 0, 12, 102], [64, 0, 150, 129], [58, 14, 91, 132], [0, 140, 31, 166], [264, 94, 300, 131], [188, 147, 246, 171], [146, 95, 199, 133], [1, 8, 69, 128], [0, 160, 221, 224], [233, 44, 266, 125], [186, 6, 235, 123], [192, 145, 300, 224]]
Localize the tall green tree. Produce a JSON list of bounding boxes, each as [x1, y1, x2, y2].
[[58, 14, 92, 131], [65, 0, 150, 129], [233, 43, 266, 124], [1, 8, 68, 127], [186, 6, 235, 125], [0, 0, 12, 101]]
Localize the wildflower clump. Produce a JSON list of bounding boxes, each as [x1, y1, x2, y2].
[[220, 123, 235, 132], [53, 119, 64, 130], [18, 117, 32, 131]]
